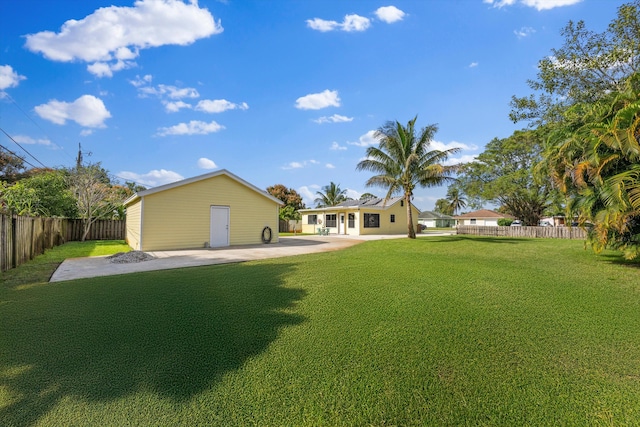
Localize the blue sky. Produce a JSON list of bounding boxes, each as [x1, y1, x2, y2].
[[0, 0, 624, 210]]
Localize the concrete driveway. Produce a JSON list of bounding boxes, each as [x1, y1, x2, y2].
[[49, 232, 453, 282]]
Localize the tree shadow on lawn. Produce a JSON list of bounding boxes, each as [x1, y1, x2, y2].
[[1, 261, 305, 426], [422, 235, 533, 244]]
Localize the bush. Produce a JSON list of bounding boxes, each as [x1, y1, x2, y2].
[[498, 218, 513, 226]]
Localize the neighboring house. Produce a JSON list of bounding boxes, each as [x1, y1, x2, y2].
[[418, 211, 455, 228], [124, 169, 282, 251], [454, 209, 514, 226], [299, 197, 419, 236]]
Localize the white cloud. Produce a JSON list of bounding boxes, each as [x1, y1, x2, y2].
[[444, 154, 478, 166], [429, 140, 478, 152], [296, 89, 340, 110], [484, 0, 581, 10], [375, 6, 406, 23], [197, 157, 217, 169], [34, 94, 111, 128], [195, 99, 249, 113], [314, 114, 353, 124], [469, 62, 479, 68], [342, 14, 371, 32], [13, 135, 53, 147], [164, 100, 192, 113], [0, 65, 26, 91], [130, 74, 153, 87], [346, 188, 361, 200], [306, 14, 370, 32], [306, 18, 340, 32], [24, 0, 223, 77], [282, 161, 305, 170], [297, 185, 319, 206], [330, 141, 347, 151], [347, 130, 379, 147], [118, 169, 184, 187], [281, 159, 319, 170], [156, 120, 224, 136], [139, 84, 199, 99], [325, 163, 335, 169], [514, 26, 536, 38]]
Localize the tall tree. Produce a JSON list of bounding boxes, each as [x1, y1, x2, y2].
[[446, 186, 467, 215], [314, 182, 347, 208], [457, 130, 554, 226], [433, 198, 454, 216], [356, 116, 460, 238], [511, 0, 640, 126], [359, 192, 377, 201], [67, 163, 122, 241], [544, 73, 640, 258], [0, 148, 26, 183], [267, 184, 305, 210]]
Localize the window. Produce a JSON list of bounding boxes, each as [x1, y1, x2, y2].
[[390, 214, 395, 223], [364, 213, 380, 228], [325, 214, 337, 227], [470, 218, 476, 225], [400, 200, 404, 207], [308, 215, 317, 225], [348, 213, 355, 228]]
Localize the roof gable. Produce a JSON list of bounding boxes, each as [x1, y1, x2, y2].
[[124, 169, 283, 206]]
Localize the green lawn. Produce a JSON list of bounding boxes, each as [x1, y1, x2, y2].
[[1, 237, 639, 426]]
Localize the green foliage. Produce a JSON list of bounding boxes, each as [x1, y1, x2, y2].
[[433, 198, 454, 215], [356, 116, 459, 238], [267, 184, 305, 210], [497, 218, 513, 226], [0, 148, 26, 183], [0, 169, 77, 217], [278, 205, 301, 222], [510, 0, 640, 125], [2, 238, 639, 425], [544, 73, 640, 258], [457, 130, 554, 226], [314, 181, 347, 208], [446, 186, 467, 215], [359, 192, 377, 201]]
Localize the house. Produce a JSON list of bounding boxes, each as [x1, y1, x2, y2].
[[454, 209, 514, 226], [299, 197, 419, 236], [124, 169, 282, 251], [418, 211, 455, 228]]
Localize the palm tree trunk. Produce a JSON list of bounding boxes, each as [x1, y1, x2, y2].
[[406, 193, 416, 239]]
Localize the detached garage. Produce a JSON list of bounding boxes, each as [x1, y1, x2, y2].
[[124, 169, 282, 251]]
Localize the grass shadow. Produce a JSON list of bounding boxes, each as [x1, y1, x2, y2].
[[0, 261, 305, 426], [422, 235, 534, 244], [1, 240, 130, 291]]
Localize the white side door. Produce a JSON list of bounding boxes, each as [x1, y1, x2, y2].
[[210, 206, 230, 247]]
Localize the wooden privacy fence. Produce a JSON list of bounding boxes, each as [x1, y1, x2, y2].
[[457, 225, 587, 240], [1, 214, 125, 273]]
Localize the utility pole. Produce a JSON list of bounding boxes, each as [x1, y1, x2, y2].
[[76, 143, 83, 170]]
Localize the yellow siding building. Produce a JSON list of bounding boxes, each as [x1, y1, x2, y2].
[[124, 170, 282, 251], [299, 197, 419, 236]]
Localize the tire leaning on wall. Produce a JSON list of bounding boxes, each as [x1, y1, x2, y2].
[[261, 226, 272, 244]]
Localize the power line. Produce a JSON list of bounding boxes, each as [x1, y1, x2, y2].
[[0, 126, 48, 168], [3, 93, 74, 162], [0, 141, 39, 169]]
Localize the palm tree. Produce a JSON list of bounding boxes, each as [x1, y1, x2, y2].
[[446, 186, 467, 215], [314, 182, 347, 208], [545, 73, 640, 258], [356, 115, 460, 238]]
